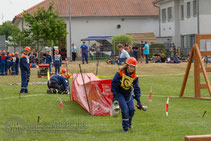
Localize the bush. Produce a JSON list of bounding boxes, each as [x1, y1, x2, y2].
[[112, 34, 133, 55]]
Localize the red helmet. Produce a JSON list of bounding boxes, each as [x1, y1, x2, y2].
[[24, 46, 31, 52], [9, 53, 12, 56], [11, 53, 14, 56], [67, 73, 71, 78], [126, 57, 138, 67], [55, 49, 59, 52], [61, 68, 66, 74], [15, 52, 19, 55], [3, 50, 6, 53]]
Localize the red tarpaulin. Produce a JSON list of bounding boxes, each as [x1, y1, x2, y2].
[[71, 73, 113, 116]]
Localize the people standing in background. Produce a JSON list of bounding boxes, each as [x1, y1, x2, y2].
[[118, 44, 130, 65], [14, 52, 19, 75], [143, 41, 149, 64], [45, 50, 53, 74], [6, 53, 12, 75], [33, 49, 38, 64], [96, 45, 100, 60], [140, 41, 145, 63], [71, 43, 77, 61], [124, 42, 132, 56], [80, 41, 89, 64], [53, 49, 62, 74], [170, 43, 176, 58], [132, 44, 138, 61]]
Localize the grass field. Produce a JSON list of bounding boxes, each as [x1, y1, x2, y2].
[[1, 61, 211, 141]]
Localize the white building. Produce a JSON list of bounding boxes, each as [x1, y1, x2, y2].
[[13, 0, 159, 58], [155, 0, 211, 56]]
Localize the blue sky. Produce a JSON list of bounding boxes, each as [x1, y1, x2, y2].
[[0, 0, 43, 24]]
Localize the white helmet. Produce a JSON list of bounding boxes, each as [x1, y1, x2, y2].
[[110, 101, 120, 118]]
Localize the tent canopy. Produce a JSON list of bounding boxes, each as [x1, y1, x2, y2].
[[81, 36, 113, 41]]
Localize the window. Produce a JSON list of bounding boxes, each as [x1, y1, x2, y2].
[[162, 9, 166, 23], [193, 0, 197, 17], [168, 7, 173, 22], [181, 5, 184, 20], [187, 2, 191, 18]]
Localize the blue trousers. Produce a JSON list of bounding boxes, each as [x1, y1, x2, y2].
[[118, 92, 135, 131], [15, 64, 19, 75], [54, 64, 60, 74], [20, 70, 29, 93], [133, 51, 138, 61], [0, 63, 5, 75], [82, 52, 88, 64], [12, 63, 16, 75]]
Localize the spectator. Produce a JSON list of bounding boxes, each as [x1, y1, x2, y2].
[[140, 41, 145, 63], [143, 41, 149, 64], [80, 41, 89, 64], [160, 53, 166, 63], [71, 43, 77, 61], [118, 44, 130, 65], [132, 44, 138, 61]]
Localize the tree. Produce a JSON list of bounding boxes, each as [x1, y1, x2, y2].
[[23, 2, 67, 52], [112, 34, 133, 54], [0, 21, 20, 40]]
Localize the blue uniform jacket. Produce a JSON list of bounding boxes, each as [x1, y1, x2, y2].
[[53, 54, 62, 65], [80, 44, 88, 52], [20, 54, 30, 73], [0, 54, 7, 64], [51, 74, 67, 90], [111, 70, 141, 101], [46, 54, 52, 64], [6, 55, 12, 64]]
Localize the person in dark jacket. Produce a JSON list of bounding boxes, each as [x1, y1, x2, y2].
[[20, 46, 31, 94], [111, 57, 146, 132], [53, 49, 62, 74]]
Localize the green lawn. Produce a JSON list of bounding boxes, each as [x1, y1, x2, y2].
[[1, 62, 211, 141]]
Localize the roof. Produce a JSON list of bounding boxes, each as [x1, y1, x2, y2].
[[127, 32, 157, 43], [81, 36, 113, 41], [14, 0, 158, 19]]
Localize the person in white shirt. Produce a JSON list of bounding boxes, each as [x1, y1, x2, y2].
[[71, 43, 77, 61], [117, 44, 130, 65]]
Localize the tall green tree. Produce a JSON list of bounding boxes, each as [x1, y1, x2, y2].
[[23, 2, 67, 52], [0, 21, 20, 40]]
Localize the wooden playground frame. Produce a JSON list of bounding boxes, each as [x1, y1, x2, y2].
[[180, 34, 211, 100]]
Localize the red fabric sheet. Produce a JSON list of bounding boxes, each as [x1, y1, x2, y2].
[[71, 73, 113, 116]]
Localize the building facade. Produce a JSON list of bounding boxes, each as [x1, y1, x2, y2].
[[13, 0, 159, 58], [156, 0, 211, 56]]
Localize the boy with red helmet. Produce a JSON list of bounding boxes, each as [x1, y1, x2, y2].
[[20, 47, 31, 94]]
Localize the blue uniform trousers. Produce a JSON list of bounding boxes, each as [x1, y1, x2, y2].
[[54, 64, 60, 74], [117, 92, 135, 131], [20, 70, 29, 93], [82, 51, 88, 64]]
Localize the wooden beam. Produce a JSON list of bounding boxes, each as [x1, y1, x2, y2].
[[196, 34, 211, 46], [199, 67, 211, 72], [180, 47, 194, 97], [194, 45, 201, 98], [185, 135, 211, 141], [200, 51, 211, 56], [200, 84, 208, 89], [195, 44, 211, 97]]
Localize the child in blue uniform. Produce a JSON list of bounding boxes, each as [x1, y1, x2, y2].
[[20, 47, 31, 94], [47, 68, 70, 94], [111, 57, 146, 132], [53, 49, 62, 74]]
